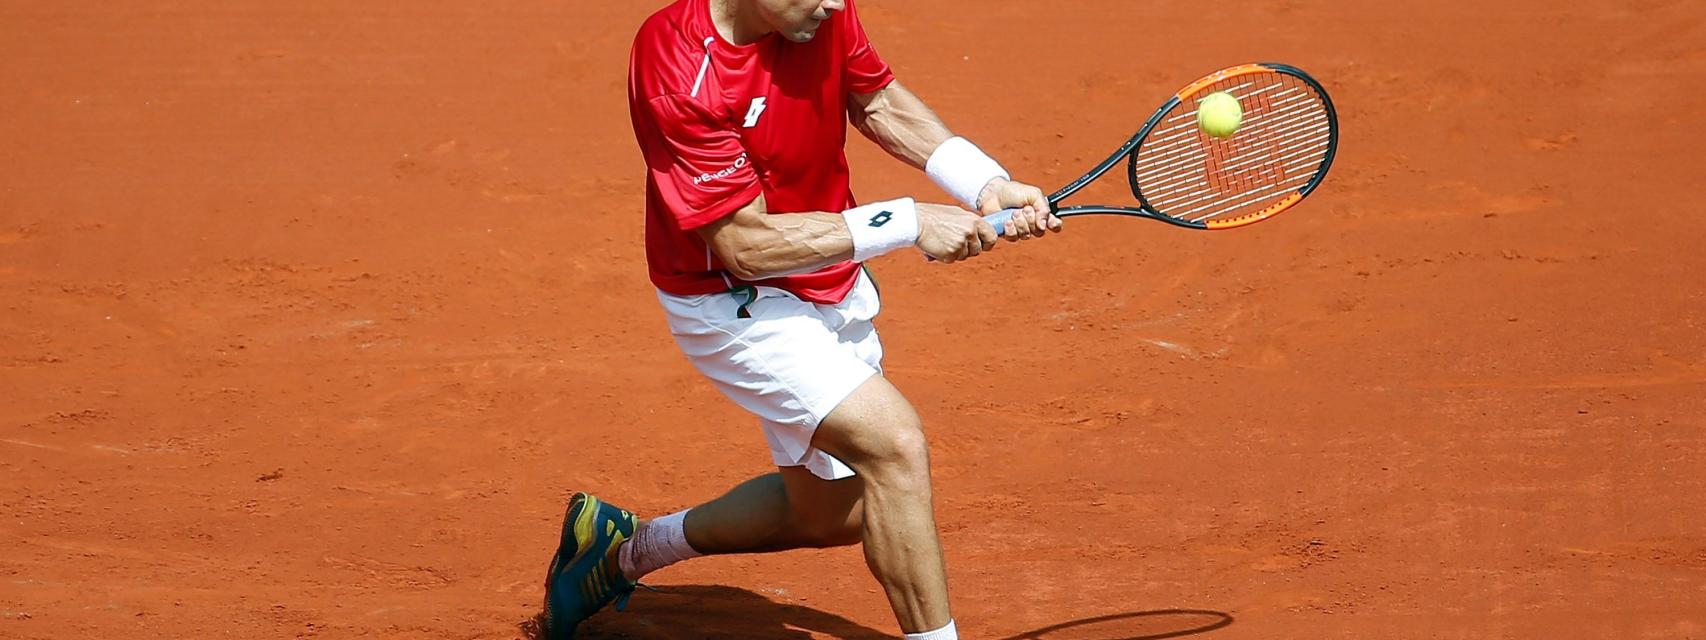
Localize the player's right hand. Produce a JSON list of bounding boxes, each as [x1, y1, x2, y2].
[[916, 203, 999, 263]]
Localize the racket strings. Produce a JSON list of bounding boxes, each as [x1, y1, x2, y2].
[[1132, 72, 1333, 224]]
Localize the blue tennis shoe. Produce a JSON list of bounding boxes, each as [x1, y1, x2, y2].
[[541, 493, 637, 639]]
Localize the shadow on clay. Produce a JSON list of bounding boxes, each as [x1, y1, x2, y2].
[[521, 585, 1233, 640], [998, 608, 1235, 640], [522, 584, 890, 639]]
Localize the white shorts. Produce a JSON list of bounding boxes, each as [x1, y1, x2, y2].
[[656, 269, 882, 481]]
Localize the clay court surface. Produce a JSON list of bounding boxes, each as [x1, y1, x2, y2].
[[4, 1, 1705, 638]]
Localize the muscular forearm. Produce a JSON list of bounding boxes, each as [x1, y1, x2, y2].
[[701, 195, 966, 278], [718, 211, 856, 279], [851, 81, 954, 170]]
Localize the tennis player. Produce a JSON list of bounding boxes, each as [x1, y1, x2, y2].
[[542, 1, 1062, 638]]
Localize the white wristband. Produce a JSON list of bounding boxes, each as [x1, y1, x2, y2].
[[843, 197, 920, 263], [926, 136, 1009, 210]]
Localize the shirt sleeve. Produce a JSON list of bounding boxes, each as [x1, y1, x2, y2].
[[643, 94, 764, 231], [841, 0, 895, 95]]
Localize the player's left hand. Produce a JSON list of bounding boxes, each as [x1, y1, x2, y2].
[[977, 178, 1063, 241]]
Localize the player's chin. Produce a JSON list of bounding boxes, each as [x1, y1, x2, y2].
[[783, 21, 822, 43]]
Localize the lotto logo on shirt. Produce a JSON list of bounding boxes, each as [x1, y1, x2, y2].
[[743, 97, 768, 128], [692, 153, 749, 186]]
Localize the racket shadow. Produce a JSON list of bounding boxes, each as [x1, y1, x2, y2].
[[997, 609, 1235, 640]]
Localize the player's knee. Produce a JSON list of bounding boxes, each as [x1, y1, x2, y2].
[[863, 423, 930, 483], [818, 377, 930, 481]]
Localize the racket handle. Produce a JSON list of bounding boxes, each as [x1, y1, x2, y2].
[[984, 209, 1015, 236]]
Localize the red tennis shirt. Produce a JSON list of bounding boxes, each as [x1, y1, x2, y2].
[[628, 0, 895, 304]]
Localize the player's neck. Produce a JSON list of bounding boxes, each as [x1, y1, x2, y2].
[[709, 0, 774, 46]]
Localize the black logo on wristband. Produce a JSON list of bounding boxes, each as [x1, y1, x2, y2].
[[868, 211, 893, 227]]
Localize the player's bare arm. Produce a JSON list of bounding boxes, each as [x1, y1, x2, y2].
[[850, 80, 1064, 240], [696, 194, 998, 276]]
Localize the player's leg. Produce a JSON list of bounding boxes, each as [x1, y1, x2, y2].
[[613, 376, 949, 637], [601, 273, 957, 637], [759, 466, 865, 550], [616, 467, 862, 583], [680, 466, 864, 554], [806, 374, 952, 636]]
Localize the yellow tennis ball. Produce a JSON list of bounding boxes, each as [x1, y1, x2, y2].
[[1197, 91, 1244, 139]]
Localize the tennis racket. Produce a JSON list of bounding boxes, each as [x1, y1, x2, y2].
[[987, 62, 1338, 234]]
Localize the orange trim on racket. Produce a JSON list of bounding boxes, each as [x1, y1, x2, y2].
[[1175, 64, 1271, 101], [1203, 192, 1302, 230]]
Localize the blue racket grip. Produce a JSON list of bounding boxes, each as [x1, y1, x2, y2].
[[984, 208, 1015, 236]]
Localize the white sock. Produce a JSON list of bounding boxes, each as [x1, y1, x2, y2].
[[617, 509, 701, 580], [904, 619, 957, 640]]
